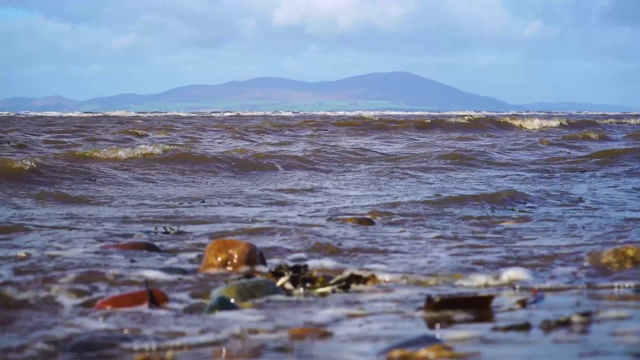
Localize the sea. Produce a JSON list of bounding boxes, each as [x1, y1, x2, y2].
[[1, 111, 639, 359]]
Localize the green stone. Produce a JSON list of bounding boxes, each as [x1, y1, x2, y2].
[[205, 278, 284, 313]]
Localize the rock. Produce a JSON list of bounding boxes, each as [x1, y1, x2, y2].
[[386, 343, 477, 360], [378, 334, 442, 357], [588, 245, 640, 271], [338, 217, 376, 226], [199, 239, 266, 272], [424, 293, 495, 312], [65, 333, 133, 356], [491, 321, 532, 332], [540, 311, 593, 332], [102, 241, 162, 252], [158, 266, 190, 276], [205, 278, 283, 313], [95, 288, 169, 310], [288, 327, 333, 341]]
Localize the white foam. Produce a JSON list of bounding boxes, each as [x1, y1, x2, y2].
[[501, 117, 568, 130], [440, 330, 482, 342], [75, 144, 181, 160], [286, 252, 309, 262], [133, 269, 181, 280], [306, 258, 344, 269], [455, 267, 532, 287], [0, 158, 37, 170], [499, 267, 533, 283], [4, 110, 637, 118]]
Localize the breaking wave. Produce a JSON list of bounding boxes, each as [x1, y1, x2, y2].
[[0, 158, 37, 175], [68, 144, 182, 160]]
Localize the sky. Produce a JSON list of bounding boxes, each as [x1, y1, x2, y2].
[[0, 0, 639, 106]]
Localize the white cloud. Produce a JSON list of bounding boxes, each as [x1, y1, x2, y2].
[[270, 0, 417, 34]]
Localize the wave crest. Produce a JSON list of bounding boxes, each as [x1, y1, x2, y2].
[[428, 189, 533, 207], [70, 144, 181, 160], [501, 117, 568, 130], [0, 158, 37, 175]]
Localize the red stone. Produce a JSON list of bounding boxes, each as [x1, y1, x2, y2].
[[101, 241, 161, 252], [95, 289, 169, 310]]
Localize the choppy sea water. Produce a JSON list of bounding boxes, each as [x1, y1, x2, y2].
[[1, 111, 639, 359]]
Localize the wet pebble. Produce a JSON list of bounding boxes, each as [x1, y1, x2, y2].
[[491, 321, 532, 332], [158, 266, 191, 276], [337, 216, 376, 226], [95, 288, 170, 310], [65, 333, 134, 357], [102, 241, 162, 252], [424, 293, 495, 312], [205, 278, 283, 313], [288, 327, 333, 341]]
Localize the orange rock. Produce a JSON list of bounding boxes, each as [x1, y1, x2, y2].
[[101, 241, 161, 252], [199, 239, 267, 272], [95, 288, 169, 310], [288, 327, 333, 341]]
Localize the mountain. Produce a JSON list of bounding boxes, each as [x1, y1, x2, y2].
[[0, 72, 636, 112], [0, 96, 78, 112]]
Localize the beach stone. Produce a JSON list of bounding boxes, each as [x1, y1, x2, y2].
[[102, 241, 162, 252], [588, 245, 640, 272], [338, 217, 376, 226], [205, 278, 283, 313], [66, 333, 133, 356], [199, 238, 266, 272], [288, 327, 333, 341], [386, 343, 476, 360], [158, 266, 190, 276], [95, 288, 169, 310], [378, 334, 442, 358]]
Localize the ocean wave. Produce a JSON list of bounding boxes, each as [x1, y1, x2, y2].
[[582, 147, 640, 160], [3, 110, 639, 118], [427, 189, 533, 207], [500, 117, 568, 130], [118, 129, 149, 137], [69, 144, 182, 160], [0, 157, 37, 175], [624, 130, 640, 140], [599, 118, 640, 125], [34, 190, 92, 205], [561, 131, 610, 141]]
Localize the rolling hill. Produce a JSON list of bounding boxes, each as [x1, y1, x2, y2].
[[0, 72, 635, 112]]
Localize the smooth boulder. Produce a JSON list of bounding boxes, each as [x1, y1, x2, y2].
[[199, 238, 266, 272], [95, 288, 169, 310], [205, 278, 283, 313]]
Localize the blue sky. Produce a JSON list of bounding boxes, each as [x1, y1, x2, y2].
[[1, 0, 638, 106]]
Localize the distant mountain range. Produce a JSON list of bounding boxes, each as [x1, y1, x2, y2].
[[1, 72, 637, 112]]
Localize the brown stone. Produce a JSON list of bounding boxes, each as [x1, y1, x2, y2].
[[94, 288, 169, 310], [199, 239, 267, 272], [386, 344, 477, 360], [288, 327, 333, 341], [339, 217, 376, 226]]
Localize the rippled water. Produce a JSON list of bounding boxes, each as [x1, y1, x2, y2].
[[1, 111, 639, 359]]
